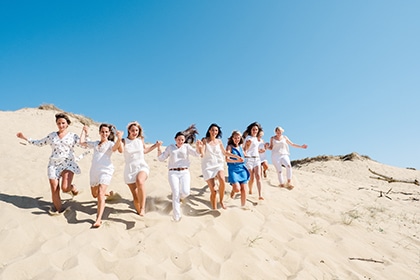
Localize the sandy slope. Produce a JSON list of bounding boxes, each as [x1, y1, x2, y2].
[[0, 108, 419, 280]]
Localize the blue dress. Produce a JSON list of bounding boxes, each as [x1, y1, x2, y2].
[[227, 146, 250, 184]]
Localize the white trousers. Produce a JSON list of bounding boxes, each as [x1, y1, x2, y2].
[[168, 170, 191, 221], [271, 154, 292, 185]]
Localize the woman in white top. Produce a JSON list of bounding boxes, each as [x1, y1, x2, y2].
[[16, 112, 82, 213], [158, 130, 201, 222], [248, 129, 270, 192], [243, 122, 264, 200], [267, 126, 307, 189], [199, 123, 241, 210], [258, 130, 269, 178], [120, 121, 161, 216], [80, 124, 123, 228]]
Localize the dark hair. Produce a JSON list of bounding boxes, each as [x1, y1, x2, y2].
[[205, 123, 222, 139], [243, 121, 262, 138], [227, 130, 243, 146], [174, 131, 185, 139], [55, 113, 71, 125], [182, 124, 199, 144], [99, 123, 116, 141]]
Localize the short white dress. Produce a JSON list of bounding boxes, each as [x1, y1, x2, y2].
[[201, 142, 225, 181], [28, 132, 82, 179], [123, 138, 150, 184], [87, 140, 115, 186]]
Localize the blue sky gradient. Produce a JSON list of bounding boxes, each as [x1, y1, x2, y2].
[[1, 1, 419, 168]]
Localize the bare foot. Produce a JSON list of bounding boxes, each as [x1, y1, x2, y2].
[[230, 190, 235, 199], [220, 201, 227, 209], [279, 184, 286, 188], [139, 208, 145, 216], [70, 184, 79, 196], [258, 196, 264, 200], [287, 184, 294, 190], [92, 221, 102, 228]]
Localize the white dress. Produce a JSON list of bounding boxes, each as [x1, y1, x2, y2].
[[87, 140, 115, 186], [258, 138, 267, 163], [201, 142, 224, 181], [123, 138, 150, 184]]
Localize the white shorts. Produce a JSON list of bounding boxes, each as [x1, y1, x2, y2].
[[245, 157, 261, 170]]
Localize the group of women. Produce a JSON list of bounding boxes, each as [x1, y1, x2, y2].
[[17, 113, 307, 226]]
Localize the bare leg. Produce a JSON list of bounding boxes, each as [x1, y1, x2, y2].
[[217, 171, 226, 209], [207, 179, 217, 209], [93, 184, 107, 227], [253, 165, 263, 200], [136, 171, 148, 216], [262, 162, 268, 178], [49, 178, 61, 212], [60, 170, 77, 193], [240, 183, 247, 206], [127, 183, 140, 214], [248, 171, 254, 194]]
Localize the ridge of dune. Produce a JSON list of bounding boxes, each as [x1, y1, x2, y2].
[[0, 107, 419, 279]]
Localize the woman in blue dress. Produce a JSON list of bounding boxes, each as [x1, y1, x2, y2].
[[226, 130, 249, 207]]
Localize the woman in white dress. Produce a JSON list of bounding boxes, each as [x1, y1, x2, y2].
[[199, 123, 241, 210], [243, 122, 264, 200], [120, 121, 161, 216], [267, 126, 307, 189], [17, 112, 82, 213], [80, 124, 123, 228], [157, 130, 201, 222]]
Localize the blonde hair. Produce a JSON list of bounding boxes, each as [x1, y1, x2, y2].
[[127, 121, 144, 139], [275, 126, 284, 133]]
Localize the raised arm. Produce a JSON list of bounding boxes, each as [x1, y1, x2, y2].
[[80, 126, 89, 146], [144, 140, 162, 154], [285, 136, 308, 149], [112, 130, 124, 152]]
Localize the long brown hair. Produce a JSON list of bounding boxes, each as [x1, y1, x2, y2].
[[99, 123, 116, 141]]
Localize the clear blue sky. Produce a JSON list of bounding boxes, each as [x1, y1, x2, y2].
[[1, 1, 419, 169]]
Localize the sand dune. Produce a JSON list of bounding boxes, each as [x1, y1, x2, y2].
[[0, 107, 419, 279]]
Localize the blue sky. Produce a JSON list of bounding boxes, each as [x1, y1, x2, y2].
[[1, 1, 419, 169]]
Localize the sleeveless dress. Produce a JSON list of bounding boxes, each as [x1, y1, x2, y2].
[[201, 142, 225, 180], [227, 146, 250, 184], [123, 138, 150, 184]]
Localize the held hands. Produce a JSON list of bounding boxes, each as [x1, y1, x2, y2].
[[156, 140, 163, 155], [196, 139, 204, 149], [116, 130, 124, 139]]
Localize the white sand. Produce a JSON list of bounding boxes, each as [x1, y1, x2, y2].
[[0, 107, 419, 279]]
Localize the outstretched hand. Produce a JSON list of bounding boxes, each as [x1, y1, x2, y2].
[[16, 132, 25, 139]]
